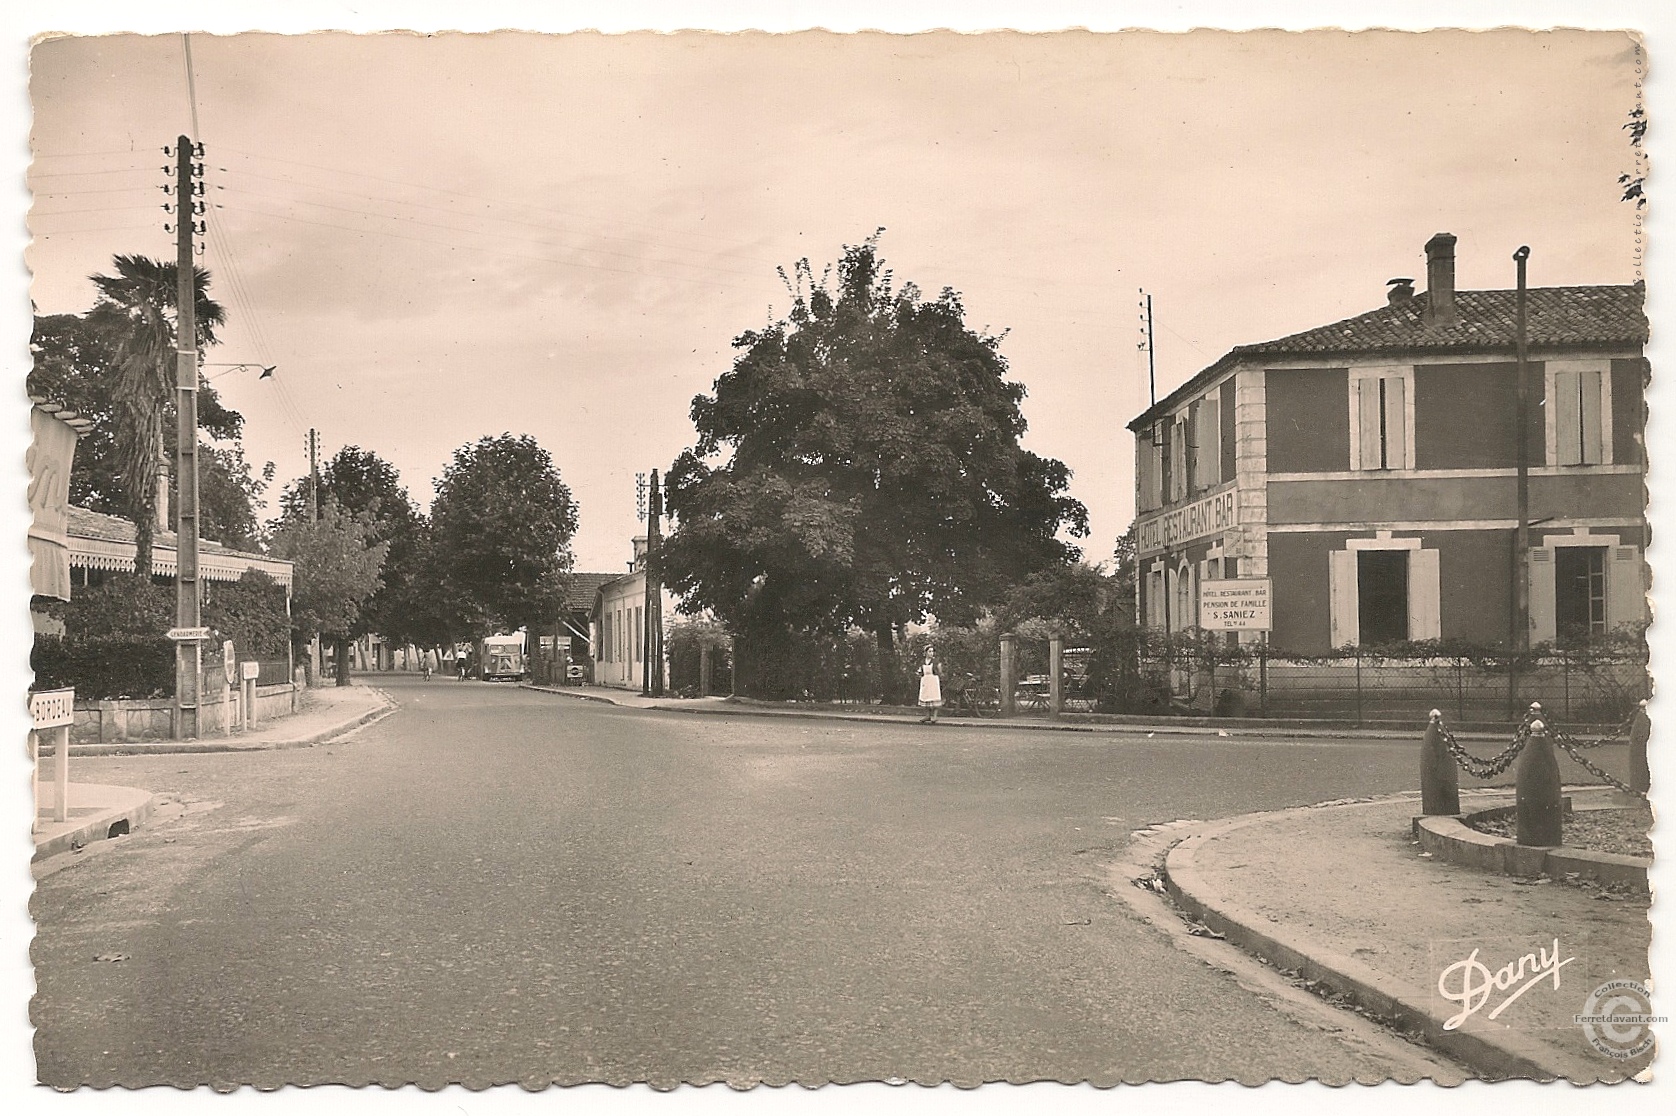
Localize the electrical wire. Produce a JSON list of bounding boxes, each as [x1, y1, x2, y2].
[[213, 178, 770, 283]]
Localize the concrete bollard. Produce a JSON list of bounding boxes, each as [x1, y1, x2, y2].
[[1629, 700, 1650, 795], [1421, 709, 1460, 816], [999, 633, 1016, 716], [1516, 718, 1563, 847]]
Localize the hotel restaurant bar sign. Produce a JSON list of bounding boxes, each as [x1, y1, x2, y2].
[[1136, 488, 1237, 557]]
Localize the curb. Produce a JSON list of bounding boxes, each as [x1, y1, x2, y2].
[[518, 684, 1542, 742], [61, 690, 397, 756], [1413, 809, 1651, 891], [1161, 799, 1612, 1082], [32, 785, 160, 861], [520, 684, 625, 706]]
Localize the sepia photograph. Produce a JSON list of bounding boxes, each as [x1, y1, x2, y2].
[[5, 1, 1670, 1111]]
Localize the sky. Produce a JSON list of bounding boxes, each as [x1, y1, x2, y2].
[[20, 21, 1645, 573]]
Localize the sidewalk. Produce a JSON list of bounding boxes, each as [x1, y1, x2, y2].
[[35, 683, 396, 861], [521, 682, 1536, 742], [1160, 789, 1652, 1082]]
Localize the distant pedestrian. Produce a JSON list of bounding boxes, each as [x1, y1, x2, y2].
[[917, 646, 943, 724]]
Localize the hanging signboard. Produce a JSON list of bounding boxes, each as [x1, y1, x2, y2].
[[1199, 579, 1272, 631]]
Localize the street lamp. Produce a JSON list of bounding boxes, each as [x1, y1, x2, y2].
[[202, 362, 275, 380]]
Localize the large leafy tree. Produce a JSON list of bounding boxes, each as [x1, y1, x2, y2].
[[662, 238, 1088, 701], [429, 434, 578, 645], [268, 501, 389, 684]]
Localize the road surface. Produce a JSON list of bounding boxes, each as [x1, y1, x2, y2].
[[34, 675, 1456, 1088]]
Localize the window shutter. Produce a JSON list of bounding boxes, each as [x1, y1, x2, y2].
[[1554, 369, 1582, 465], [1185, 405, 1200, 494], [1408, 547, 1440, 640], [1528, 547, 1557, 645], [1199, 395, 1220, 487], [1383, 375, 1408, 469], [1329, 550, 1359, 648], [1580, 369, 1604, 464], [1607, 545, 1646, 630], [1357, 380, 1383, 469]]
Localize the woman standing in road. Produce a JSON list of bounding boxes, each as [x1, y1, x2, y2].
[[917, 646, 943, 724]]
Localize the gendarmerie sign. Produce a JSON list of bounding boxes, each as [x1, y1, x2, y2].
[[1137, 488, 1237, 556]]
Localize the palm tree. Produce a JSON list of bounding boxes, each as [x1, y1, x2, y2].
[[86, 255, 225, 576]]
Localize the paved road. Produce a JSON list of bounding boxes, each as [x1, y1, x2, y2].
[[35, 675, 1451, 1089]]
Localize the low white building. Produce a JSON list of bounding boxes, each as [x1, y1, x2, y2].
[[592, 536, 677, 691]]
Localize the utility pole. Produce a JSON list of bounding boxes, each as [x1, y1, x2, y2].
[[643, 469, 665, 697], [169, 134, 206, 740], [307, 428, 321, 521], [1512, 246, 1532, 654], [1141, 289, 1156, 408]]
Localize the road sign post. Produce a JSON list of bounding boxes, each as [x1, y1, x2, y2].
[[31, 688, 75, 826]]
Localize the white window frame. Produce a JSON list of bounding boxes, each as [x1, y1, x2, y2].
[[1328, 534, 1441, 648], [1346, 365, 1416, 471], [1528, 529, 1643, 643], [1544, 359, 1613, 467]]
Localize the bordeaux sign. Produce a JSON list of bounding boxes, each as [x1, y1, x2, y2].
[[1137, 489, 1237, 556]]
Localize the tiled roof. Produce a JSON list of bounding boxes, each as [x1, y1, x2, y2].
[[563, 572, 620, 611], [1131, 283, 1645, 429], [65, 504, 274, 564], [1233, 285, 1646, 357]]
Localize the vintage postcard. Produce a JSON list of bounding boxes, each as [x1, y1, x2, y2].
[[7, 3, 1668, 1111]]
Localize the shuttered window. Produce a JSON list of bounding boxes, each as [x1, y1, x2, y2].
[[1354, 374, 1408, 469], [1553, 367, 1605, 465]]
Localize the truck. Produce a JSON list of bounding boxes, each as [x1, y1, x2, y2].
[[479, 633, 527, 681]]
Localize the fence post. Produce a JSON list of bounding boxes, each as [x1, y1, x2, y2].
[[1354, 647, 1363, 726], [1258, 633, 1269, 715], [1421, 709, 1460, 815], [1562, 649, 1571, 722], [1629, 700, 1651, 795], [1048, 635, 1063, 717], [699, 642, 711, 698], [999, 633, 1016, 716], [1516, 716, 1563, 846]]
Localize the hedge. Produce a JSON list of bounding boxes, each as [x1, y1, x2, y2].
[[31, 634, 175, 700]]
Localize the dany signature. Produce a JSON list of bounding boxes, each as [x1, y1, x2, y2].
[[1437, 939, 1575, 1031]]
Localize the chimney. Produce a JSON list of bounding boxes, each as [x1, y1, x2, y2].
[[1386, 277, 1415, 304], [1422, 232, 1458, 327]]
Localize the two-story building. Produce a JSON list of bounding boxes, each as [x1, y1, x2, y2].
[[1129, 233, 1648, 654]]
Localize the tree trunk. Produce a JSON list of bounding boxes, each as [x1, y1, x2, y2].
[[334, 636, 352, 686], [875, 623, 898, 706]]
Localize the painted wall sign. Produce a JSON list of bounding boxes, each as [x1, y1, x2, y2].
[[1199, 578, 1272, 631], [1137, 488, 1238, 556]]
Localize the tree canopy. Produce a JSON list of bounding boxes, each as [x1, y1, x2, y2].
[[662, 238, 1088, 696], [280, 446, 425, 640], [268, 501, 389, 646], [428, 434, 578, 638]]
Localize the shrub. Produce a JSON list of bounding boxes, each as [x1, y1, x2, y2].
[[667, 617, 733, 695], [46, 573, 170, 639], [32, 634, 175, 700], [203, 568, 291, 660]]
